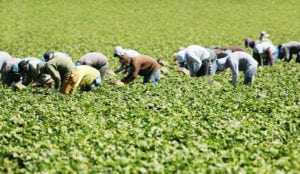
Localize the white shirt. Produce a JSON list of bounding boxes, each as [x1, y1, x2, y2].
[[185, 45, 210, 64], [184, 45, 210, 75], [254, 42, 276, 55]]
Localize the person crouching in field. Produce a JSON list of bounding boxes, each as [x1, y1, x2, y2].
[[44, 54, 75, 93], [217, 51, 258, 85], [113, 46, 140, 74], [18, 59, 53, 88], [75, 52, 109, 80], [1, 57, 22, 87], [61, 65, 101, 94], [244, 38, 277, 66], [174, 45, 217, 77], [278, 41, 300, 63], [254, 41, 277, 66], [110, 55, 160, 85]]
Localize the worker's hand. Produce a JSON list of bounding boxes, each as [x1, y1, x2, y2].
[[178, 68, 189, 75], [110, 79, 117, 84], [116, 81, 125, 86], [110, 79, 125, 86], [12, 82, 26, 91]]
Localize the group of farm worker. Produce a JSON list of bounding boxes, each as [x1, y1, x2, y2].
[[0, 31, 299, 94], [0, 47, 161, 94], [173, 31, 300, 85]]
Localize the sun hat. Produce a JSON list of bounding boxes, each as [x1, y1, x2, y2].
[[259, 31, 270, 39]]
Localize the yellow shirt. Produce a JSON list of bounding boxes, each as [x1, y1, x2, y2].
[[74, 65, 100, 89]]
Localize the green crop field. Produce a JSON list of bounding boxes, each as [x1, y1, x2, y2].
[[0, 0, 300, 173]]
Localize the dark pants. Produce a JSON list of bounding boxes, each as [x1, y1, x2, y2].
[[253, 52, 261, 66], [296, 53, 300, 63], [2, 72, 21, 86]]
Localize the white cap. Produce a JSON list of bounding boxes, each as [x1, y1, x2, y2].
[[113, 46, 124, 57]]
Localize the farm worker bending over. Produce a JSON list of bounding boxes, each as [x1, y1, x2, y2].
[[111, 55, 160, 85], [61, 65, 101, 94], [253, 41, 277, 66], [2, 57, 22, 86], [18, 58, 53, 88], [175, 45, 217, 77], [75, 52, 109, 80], [113, 46, 140, 74], [43, 51, 71, 62], [45, 55, 75, 93], [278, 41, 300, 63], [217, 51, 258, 85]]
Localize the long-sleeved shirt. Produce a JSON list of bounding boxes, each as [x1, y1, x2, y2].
[[281, 41, 300, 60], [73, 65, 100, 89], [0, 51, 12, 73], [121, 55, 160, 84], [78, 52, 108, 69], [224, 51, 258, 85], [46, 56, 75, 89], [185, 45, 210, 75], [115, 49, 141, 73]]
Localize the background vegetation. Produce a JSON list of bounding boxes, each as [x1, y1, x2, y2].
[[0, 0, 299, 173]]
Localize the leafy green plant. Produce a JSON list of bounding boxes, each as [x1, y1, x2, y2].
[[0, 0, 300, 173]]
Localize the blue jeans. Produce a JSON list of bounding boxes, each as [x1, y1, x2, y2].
[[244, 67, 257, 84], [143, 69, 160, 85]]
